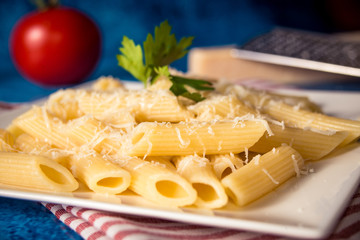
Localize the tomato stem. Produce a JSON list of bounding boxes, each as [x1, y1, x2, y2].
[[32, 0, 59, 11]]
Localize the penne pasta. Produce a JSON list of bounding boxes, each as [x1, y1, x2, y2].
[[222, 145, 304, 206], [3, 74, 359, 210], [15, 133, 70, 167], [113, 156, 197, 207], [6, 122, 25, 139], [12, 106, 72, 149], [144, 156, 176, 170], [0, 152, 78, 192], [221, 84, 321, 112], [91, 76, 125, 91], [70, 154, 131, 194], [250, 123, 349, 160], [77, 89, 130, 118], [78, 89, 193, 123], [63, 115, 124, 154], [13, 107, 124, 155], [133, 90, 194, 122], [126, 120, 267, 156], [0, 128, 15, 152], [264, 102, 360, 146], [174, 155, 228, 209], [188, 94, 256, 121], [46, 89, 84, 121], [208, 153, 243, 179]]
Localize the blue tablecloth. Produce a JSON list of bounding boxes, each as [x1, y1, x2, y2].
[[0, 197, 82, 240]]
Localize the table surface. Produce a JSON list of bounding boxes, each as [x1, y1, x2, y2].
[[0, 78, 360, 240]]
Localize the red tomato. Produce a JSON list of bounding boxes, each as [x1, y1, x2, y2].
[[9, 7, 101, 86]]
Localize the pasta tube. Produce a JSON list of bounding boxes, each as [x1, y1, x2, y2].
[[113, 156, 197, 208], [78, 89, 193, 123], [78, 90, 123, 114], [91, 76, 125, 91], [208, 153, 243, 179], [222, 145, 304, 206], [12, 106, 72, 149], [0, 152, 78, 192], [133, 90, 194, 122], [174, 155, 228, 209], [145, 156, 176, 170], [6, 122, 25, 139], [264, 102, 360, 146], [70, 154, 131, 194], [0, 129, 15, 152], [13, 107, 123, 154], [126, 120, 267, 156], [223, 84, 321, 112], [188, 94, 256, 121], [250, 124, 348, 160], [15, 133, 70, 167], [46, 89, 84, 121], [15, 132, 130, 194], [63, 115, 123, 154]]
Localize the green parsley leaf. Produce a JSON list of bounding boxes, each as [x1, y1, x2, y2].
[[154, 65, 171, 77], [143, 20, 194, 67], [169, 75, 213, 102], [170, 76, 214, 91], [116, 20, 214, 102], [153, 66, 214, 102], [116, 36, 151, 85]]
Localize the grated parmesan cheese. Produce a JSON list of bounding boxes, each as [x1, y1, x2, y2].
[[41, 106, 51, 129], [143, 137, 153, 160], [207, 126, 215, 135], [175, 127, 190, 148], [303, 126, 337, 136], [217, 140, 223, 151], [262, 168, 279, 184], [252, 154, 261, 165], [133, 161, 150, 170]]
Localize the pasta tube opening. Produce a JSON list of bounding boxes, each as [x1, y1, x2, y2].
[[220, 167, 233, 179], [132, 132, 145, 145], [156, 180, 189, 198], [36, 158, 79, 192], [97, 177, 125, 188], [174, 155, 228, 208], [121, 157, 197, 207], [69, 154, 131, 195], [0, 152, 78, 192], [39, 164, 71, 185], [192, 183, 217, 202], [145, 172, 197, 207]]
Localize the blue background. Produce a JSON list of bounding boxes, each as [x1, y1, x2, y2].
[[1, 0, 270, 102], [1, 0, 360, 239], [2, 0, 359, 102]]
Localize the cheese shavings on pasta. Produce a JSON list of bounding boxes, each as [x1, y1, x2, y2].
[[2, 76, 360, 209]]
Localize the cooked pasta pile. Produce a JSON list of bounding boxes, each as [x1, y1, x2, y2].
[[1, 76, 360, 209]]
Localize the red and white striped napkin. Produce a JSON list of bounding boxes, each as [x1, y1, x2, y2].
[[43, 188, 360, 240]]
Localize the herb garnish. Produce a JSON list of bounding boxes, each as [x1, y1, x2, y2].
[[117, 20, 213, 102]]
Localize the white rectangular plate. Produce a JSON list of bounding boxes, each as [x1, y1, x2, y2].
[[0, 82, 359, 239]]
